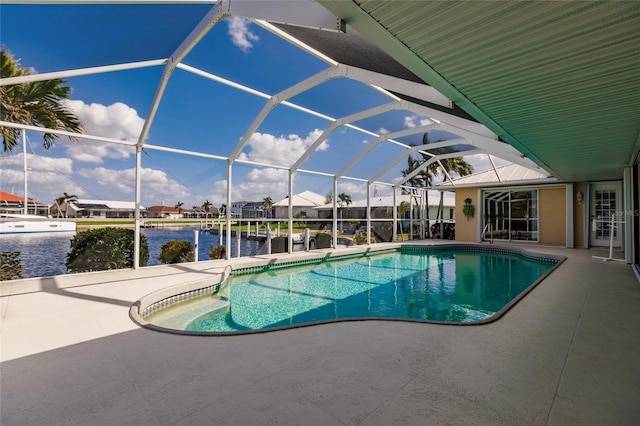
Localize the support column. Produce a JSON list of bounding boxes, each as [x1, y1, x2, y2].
[[22, 130, 28, 215], [134, 147, 142, 269], [565, 183, 574, 248], [226, 162, 232, 260], [420, 189, 425, 239], [288, 170, 294, 253], [623, 167, 634, 263], [439, 191, 444, 239], [366, 182, 371, 245], [193, 230, 199, 262], [392, 188, 397, 241], [409, 193, 414, 240], [333, 177, 338, 249]]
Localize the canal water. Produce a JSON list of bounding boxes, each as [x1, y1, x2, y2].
[[0, 228, 270, 279]]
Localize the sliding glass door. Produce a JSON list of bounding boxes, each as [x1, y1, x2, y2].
[[483, 190, 538, 242]]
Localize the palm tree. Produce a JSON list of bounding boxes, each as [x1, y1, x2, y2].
[[1, 49, 84, 152], [202, 200, 212, 218], [325, 190, 332, 205], [399, 200, 410, 218], [338, 192, 352, 232], [174, 202, 184, 213], [263, 196, 274, 219], [54, 192, 78, 217], [402, 132, 473, 191], [219, 203, 226, 218]]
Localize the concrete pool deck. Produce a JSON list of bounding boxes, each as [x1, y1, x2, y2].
[[1, 243, 639, 425]]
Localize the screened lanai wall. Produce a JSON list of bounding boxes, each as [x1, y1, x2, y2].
[[0, 0, 543, 268]]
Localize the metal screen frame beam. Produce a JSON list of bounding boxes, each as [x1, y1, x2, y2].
[[229, 0, 345, 33], [289, 101, 401, 172], [136, 1, 231, 151], [228, 66, 347, 163], [0, 59, 166, 87], [369, 138, 468, 184], [394, 149, 484, 189], [336, 123, 439, 179], [338, 65, 451, 109]]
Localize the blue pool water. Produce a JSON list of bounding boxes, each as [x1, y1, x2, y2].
[[145, 248, 558, 332]]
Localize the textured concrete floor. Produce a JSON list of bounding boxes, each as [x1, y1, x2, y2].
[[1, 245, 639, 425]]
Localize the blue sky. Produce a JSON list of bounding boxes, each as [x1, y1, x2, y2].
[[1, 3, 497, 209]]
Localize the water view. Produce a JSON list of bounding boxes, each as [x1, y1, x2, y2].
[[0, 228, 269, 279]]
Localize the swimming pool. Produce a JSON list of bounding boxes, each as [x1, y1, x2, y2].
[[139, 245, 563, 334]]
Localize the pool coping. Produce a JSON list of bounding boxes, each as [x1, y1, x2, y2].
[[129, 242, 566, 335]]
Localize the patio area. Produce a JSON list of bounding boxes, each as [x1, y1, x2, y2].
[[1, 244, 639, 425]]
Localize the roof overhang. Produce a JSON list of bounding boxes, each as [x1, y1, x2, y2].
[[318, 0, 640, 182]]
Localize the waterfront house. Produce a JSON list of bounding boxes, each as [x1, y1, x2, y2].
[[0, 191, 49, 216], [314, 192, 455, 221], [63, 199, 143, 219], [184, 206, 219, 219], [146, 205, 186, 219], [241, 201, 268, 219], [437, 163, 591, 248], [272, 191, 325, 219]]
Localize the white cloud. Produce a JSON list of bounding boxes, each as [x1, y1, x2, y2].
[[76, 166, 191, 206], [404, 116, 416, 129], [205, 180, 230, 207], [1, 154, 85, 201], [227, 16, 260, 52], [67, 142, 136, 164], [206, 167, 289, 207], [2, 153, 73, 175], [237, 168, 288, 199], [377, 127, 389, 135], [1, 169, 86, 201], [237, 129, 328, 167], [338, 181, 366, 197], [404, 115, 433, 129], [62, 100, 143, 164], [463, 154, 510, 174]]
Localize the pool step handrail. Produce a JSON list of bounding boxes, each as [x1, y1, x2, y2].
[[482, 222, 493, 244]]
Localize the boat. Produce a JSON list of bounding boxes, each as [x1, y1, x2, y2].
[[0, 129, 77, 235], [0, 214, 76, 234]]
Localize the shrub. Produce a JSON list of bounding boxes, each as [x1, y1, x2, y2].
[[354, 231, 374, 245], [209, 245, 226, 259], [66, 227, 149, 272], [0, 251, 22, 280], [158, 240, 194, 264], [430, 222, 456, 240]]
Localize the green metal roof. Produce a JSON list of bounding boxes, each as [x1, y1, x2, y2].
[[320, 1, 640, 182]]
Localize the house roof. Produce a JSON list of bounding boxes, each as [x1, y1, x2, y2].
[[273, 191, 326, 208], [0, 190, 47, 206], [315, 192, 455, 210], [69, 199, 144, 211], [242, 202, 265, 209], [438, 163, 557, 189], [147, 205, 181, 213]]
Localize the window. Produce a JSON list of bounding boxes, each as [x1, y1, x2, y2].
[[483, 189, 538, 242]]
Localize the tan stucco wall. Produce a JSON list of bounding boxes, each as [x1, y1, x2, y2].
[[455, 188, 478, 242], [539, 187, 566, 245], [453, 186, 569, 245]]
